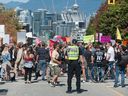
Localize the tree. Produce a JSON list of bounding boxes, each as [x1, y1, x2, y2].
[[87, 0, 128, 39], [86, 17, 96, 35], [0, 5, 21, 43]]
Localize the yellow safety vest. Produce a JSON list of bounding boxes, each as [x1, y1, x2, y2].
[[67, 46, 79, 60]]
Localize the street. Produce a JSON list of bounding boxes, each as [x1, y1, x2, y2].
[[0, 74, 128, 96]]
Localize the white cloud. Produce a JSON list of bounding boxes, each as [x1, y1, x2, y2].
[[0, 0, 29, 4]]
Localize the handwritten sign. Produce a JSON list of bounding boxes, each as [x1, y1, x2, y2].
[[100, 36, 111, 43], [83, 35, 94, 43]]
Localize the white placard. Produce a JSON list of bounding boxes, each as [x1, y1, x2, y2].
[[99, 33, 103, 42], [17, 32, 26, 44], [3, 34, 10, 44], [26, 32, 32, 38], [0, 25, 5, 37], [111, 40, 116, 46]]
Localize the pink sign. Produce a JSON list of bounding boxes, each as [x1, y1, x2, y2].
[[100, 36, 111, 43]]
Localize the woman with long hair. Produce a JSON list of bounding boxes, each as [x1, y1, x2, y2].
[[1, 44, 12, 81], [23, 47, 34, 84]]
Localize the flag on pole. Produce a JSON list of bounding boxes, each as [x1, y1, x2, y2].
[[116, 27, 122, 40], [108, 0, 115, 5]]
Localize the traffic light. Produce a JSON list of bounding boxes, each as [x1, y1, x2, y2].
[[108, 0, 115, 5]]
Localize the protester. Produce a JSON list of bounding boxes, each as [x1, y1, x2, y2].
[[23, 46, 34, 84], [93, 45, 105, 82], [1, 44, 12, 81], [106, 42, 115, 79], [35, 43, 47, 80], [14, 42, 24, 78], [49, 43, 61, 87], [83, 45, 94, 82]]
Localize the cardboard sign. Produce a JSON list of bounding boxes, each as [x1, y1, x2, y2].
[[26, 32, 32, 38], [17, 32, 26, 44], [3, 34, 10, 44], [83, 35, 94, 43], [0, 25, 5, 37], [100, 36, 111, 43]]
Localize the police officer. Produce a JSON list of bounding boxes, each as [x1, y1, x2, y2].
[[65, 39, 84, 94]]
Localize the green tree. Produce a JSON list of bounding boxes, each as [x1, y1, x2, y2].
[[86, 17, 96, 35], [87, 0, 128, 39], [0, 5, 21, 42]]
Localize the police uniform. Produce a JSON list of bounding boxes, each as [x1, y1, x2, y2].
[[65, 40, 83, 93]]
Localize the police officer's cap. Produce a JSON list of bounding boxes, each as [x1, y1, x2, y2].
[[72, 39, 77, 44]]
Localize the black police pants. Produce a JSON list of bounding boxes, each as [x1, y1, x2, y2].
[[67, 60, 81, 91]]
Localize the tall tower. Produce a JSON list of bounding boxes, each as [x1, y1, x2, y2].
[[75, 0, 77, 4]]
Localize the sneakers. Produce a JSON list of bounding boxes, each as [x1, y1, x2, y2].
[[114, 84, 119, 88], [121, 85, 125, 88], [25, 81, 27, 84], [55, 81, 60, 86], [33, 78, 37, 80], [114, 84, 125, 88], [66, 90, 72, 94], [82, 80, 86, 83], [28, 81, 31, 84], [47, 81, 50, 84], [25, 81, 31, 84], [77, 90, 82, 94], [50, 82, 55, 87]]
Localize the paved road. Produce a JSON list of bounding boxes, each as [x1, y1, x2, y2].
[[0, 74, 128, 96]]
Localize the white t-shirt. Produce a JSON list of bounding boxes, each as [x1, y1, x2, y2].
[[50, 50, 59, 66], [107, 46, 115, 61]]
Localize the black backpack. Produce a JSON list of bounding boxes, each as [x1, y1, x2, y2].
[[118, 52, 128, 67]]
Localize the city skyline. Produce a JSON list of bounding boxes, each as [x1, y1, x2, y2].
[[4, 0, 105, 16]]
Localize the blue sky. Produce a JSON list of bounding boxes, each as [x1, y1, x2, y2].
[[0, 0, 29, 3]]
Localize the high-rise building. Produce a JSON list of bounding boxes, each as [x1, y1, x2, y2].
[[59, 2, 86, 41], [16, 9, 32, 32], [32, 9, 43, 36], [15, 1, 86, 42]]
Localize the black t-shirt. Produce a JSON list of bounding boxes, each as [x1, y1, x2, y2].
[[94, 50, 104, 63], [83, 50, 92, 63], [37, 47, 47, 60]]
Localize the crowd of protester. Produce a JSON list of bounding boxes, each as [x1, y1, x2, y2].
[[0, 40, 128, 90]]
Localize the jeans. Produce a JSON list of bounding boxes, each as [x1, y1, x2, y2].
[[90, 63, 104, 81], [108, 61, 115, 79], [39, 60, 46, 80], [115, 66, 125, 86], [86, 63, 93, 81], [0, 66, 4, 79]]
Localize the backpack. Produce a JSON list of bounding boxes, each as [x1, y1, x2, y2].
[[118, 52, 128, 67]]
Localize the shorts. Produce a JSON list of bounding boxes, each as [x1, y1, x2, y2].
[[84, 59, 87, 68], [52, 65, 61, 76]]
